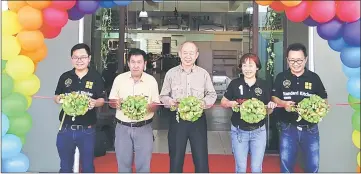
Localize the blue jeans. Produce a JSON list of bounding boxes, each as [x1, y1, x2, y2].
[[56, 125, 96, 173], [278, 122, 320, 173], [231, 124, 267, 173]]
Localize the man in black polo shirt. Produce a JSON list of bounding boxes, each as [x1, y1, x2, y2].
[[54, 43, 105, 173], [272, 43, 328, 173]]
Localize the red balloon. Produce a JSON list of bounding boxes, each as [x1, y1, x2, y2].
[[43, 8, 68, 28], [270, 1, 286, 13], [285, 1, 311, 22], [40, 24, 62, 39], [336, 1, 360, 22], [50, 0, 76, 10], [310, 1, 336, 23]]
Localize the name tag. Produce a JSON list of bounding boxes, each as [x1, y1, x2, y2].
[[238, 85, 243, 95]]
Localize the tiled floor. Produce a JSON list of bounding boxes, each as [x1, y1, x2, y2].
[[152, 130, 233, 154]]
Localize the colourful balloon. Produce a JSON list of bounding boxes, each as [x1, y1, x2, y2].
[[352, 130, 360, 149], [40, 24, 62, 39], [270, 1, 285, 13], [342, 19, 360, 46], [25, 96, 32, 109], [8, 112, 33, 136], [26, 1, 51, 10], [336, 1, 360, 23], [43, 7, 68, 28], [2, 35, 21, 60], [2, 153, 29, 172], [358, 152, 360, 167], [348, 94, 361, 110], [352, 110, 360, 131], [14, 74, 41, 96], [2, 60, 7, 71], [50, 0, 76, 10], [2, 113, 10, 136], [342, 64, 360, 78], [20, 44, 48, 62], [316, 17, 344, 40], [255, 0, 273, 6], [303, 17, 320, 27], [310, 1, 336, 23], [17, 5, 43, 30], [341, 47, 360, 68], [1, 134, 22, 159], [5, 55, 34, 81], [2, 10, 22, 36], [1, 93, 28, 116], [2, 74, 14, 99], [99, 0, 116, 8], [347, 77, 360, 99], [7, 1, 27, 12], [77, 0, 99, 14], [16, 30, 45, 52], [281, 0, 301, 7], [328, 37, 348, 52], [285, 1, 310, 22], [67, 6, 84, 21], [19, 136, 26, 145]]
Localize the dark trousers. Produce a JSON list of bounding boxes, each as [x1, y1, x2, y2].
[[168, 111, 209, 173], [56, 125, 96, 173]]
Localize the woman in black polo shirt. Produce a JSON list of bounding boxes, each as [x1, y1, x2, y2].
[[221, 53, 277, 173]]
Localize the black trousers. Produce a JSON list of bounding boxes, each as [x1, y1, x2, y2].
[[168, 111, 209, 173]]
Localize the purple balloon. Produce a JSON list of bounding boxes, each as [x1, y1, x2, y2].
[[303, 17, 320, 27], [77, 0, 99, 14], [317, 17, 345, 40], [67, 6, 84, 21], [343, 19, 360, 46]]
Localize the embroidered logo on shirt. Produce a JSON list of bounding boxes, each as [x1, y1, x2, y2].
[[65, 78, 72, 87], [255, 87, 263, 96], [305, 82, 312, 90], [85, 81, 93, 89], [283, 79, 291, 88]]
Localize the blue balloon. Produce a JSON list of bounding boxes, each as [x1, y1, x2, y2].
[[2, 113, 9, 137], [67, 6, 84, 21], [340, 47, 360, 68], [2, 134, 22, 159], [342, 65, 360, 78], [317, 17, 345, 40], [343, 19, 360, 46], [303, 17, 320, 27], [2, 153, 29, 172], [77, 0, 99, 14], [114, 0, 131, 6], [100, 1, 116, 8], [347, 77, 360, 99], [328, 37, 349, 52]]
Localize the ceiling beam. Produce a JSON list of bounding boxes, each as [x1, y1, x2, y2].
[[145, 0, 160, 11], [228, 0, 241, 12]]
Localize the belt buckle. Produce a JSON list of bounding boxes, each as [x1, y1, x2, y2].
[[130, 122, 135, 127], [297, 126, 302, 131], [71, 125, 81, 130]]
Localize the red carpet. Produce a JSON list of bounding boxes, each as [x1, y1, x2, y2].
[[94, 153, 303, 173]]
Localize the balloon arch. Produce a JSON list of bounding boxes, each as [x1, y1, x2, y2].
[[1, 0, 360, 172]]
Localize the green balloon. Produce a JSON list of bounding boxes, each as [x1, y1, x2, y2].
[[348, 94, 360, 111], [8, 112, 32, 136], [2, 92, 28, 116], [2, 74, 14, 98], [18, 136, 26, 145], [2, 59, 7, 71], [352, 110, 360, 132]]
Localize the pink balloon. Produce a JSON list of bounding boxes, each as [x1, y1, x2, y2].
[[50, 0, 76, 10], [285, 1, 310, 22], [43, 8, 68, 28], [310, 1, 336, 23], [336, 1, 360, 22], [40, 24, 62, 39]]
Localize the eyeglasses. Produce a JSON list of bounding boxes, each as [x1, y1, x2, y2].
[[288, 59, 304, 64], [71, 56, 89, 61]]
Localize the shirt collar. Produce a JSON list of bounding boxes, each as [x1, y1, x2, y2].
[[286, 68, 310, 77], [70, 68, 90, 78], [239, 77, 261, 88], [178, 65, 198, 73], [127, 71, 145, 82]]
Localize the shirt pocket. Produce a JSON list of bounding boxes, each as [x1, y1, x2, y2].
[[171, 85, 183, 100], [190, 87, 205, 99]]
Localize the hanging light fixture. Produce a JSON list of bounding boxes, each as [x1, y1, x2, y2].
[[139, 0, 148, 18]]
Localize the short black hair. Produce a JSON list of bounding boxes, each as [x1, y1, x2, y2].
[[127, 48, 147, 62], [71, 43, 91, 56], [286, 43, 308, 57]]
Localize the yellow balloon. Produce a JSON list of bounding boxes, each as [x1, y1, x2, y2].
[[2, 35, 21, 60], [2, 10, 22, 36], [255, 0, 273, 6], [358, 152, 360, 167], [14, 74, 41, 96], [352, 130, 360, 149], [280, 0, 301, 7], [5, 55, 34, 81], [25, 95, 32, 109]]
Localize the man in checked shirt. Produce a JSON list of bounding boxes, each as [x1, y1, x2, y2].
[[160, 41, 217, 173]]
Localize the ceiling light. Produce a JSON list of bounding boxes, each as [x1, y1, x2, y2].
[[139, 11, 148, 18], [246, 7, 253, 15]]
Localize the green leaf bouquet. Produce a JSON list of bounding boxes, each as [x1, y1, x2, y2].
[[171, 96, 204, 122], [233, 98, 267, 124], [296, 95, 329, 123], [121, 95, 148, 120], [60, 92, 90, 119]]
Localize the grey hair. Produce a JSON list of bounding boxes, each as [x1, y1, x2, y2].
[[179, 41, 199, 52]]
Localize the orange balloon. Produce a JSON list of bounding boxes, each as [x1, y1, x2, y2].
[[33, 62, 38, 73], [8, 1, 27, 12], [17, 6, 43, 30], [281, 1, 302, 7], [20, 44, 48, 62], [26, 1, 51, 10], [255, 0, 273, 6], [17, 30, 44, 52], [357, 166, 360, 173]]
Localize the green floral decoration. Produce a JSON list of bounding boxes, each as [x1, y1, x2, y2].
[[100, 8, 112, 69], [265, 9, 282, 77]]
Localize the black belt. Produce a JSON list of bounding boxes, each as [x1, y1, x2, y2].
[[63, 124, 93, 130], [238, 124, 264, 131], [116, 118, 153, 127]]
